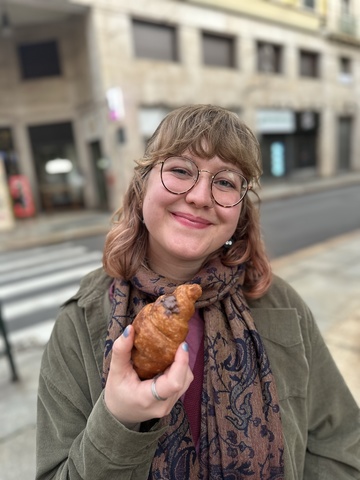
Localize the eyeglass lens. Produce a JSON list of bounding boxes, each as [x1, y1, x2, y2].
[[161, 157, 248, 207]]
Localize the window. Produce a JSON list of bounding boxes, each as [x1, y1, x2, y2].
[[132, 19, 178, 61], [299, 50, 319, 78], [202, 32, 236, 68], [340, 56, 351, 74], [339, 0, 356, 35], [257, 42, 283, 74], [303, 0, 315, 8], [341, 0, 350, 15], [339, 56, 352, 84], [138, 106, 171, 144], [18, 40, 61, 80]]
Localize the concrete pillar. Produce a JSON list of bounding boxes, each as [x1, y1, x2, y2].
[[72, 116, 98, 209], [318, 107, 336, 177]]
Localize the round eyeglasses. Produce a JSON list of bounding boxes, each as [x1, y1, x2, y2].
[[158, 156, 251, 208]]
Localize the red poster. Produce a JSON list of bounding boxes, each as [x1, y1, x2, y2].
[[8, 175, 36, 218]]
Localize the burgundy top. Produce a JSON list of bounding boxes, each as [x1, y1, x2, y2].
[[182, 309, 204, 451]]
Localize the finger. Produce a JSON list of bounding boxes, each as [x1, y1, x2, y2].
[[172, 341, 192, 374], [155, 342, 193, 400], [104, 325, 141, 422], [109, 325, 134, 377]]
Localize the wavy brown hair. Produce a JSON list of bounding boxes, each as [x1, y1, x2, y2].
[[103, 104, 272, 299]]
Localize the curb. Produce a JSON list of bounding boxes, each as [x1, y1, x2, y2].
[[258, 173, 360, 202], [271, 228, 360, 269]]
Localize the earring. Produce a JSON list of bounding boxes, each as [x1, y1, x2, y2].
[[224, 239, 233, 248]]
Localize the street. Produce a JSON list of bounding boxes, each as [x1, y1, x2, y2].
[[261, 183, 360, 258], [0, 184, 359, 337]]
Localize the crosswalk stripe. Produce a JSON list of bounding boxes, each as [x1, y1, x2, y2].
[[3, 284, 81, 321], [0, 245, 89, 273], [0, 262, 101, 299], [0, 251, 102, 284]]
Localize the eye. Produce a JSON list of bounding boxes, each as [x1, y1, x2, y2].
[[163, 157, 196, 179], [213, 172, 239, 191], [170, 166, 193, 178], [215, 178, 235, 189]]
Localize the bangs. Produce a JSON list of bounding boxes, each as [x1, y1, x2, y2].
[[144, 105, 262, 181]]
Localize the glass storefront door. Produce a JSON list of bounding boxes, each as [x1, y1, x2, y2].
[[28, 122, 84, 212]]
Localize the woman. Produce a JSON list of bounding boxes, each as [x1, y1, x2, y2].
[[36, 105, 360, 479]]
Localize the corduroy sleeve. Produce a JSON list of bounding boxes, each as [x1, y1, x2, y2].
[[36, 301, 166, 480]]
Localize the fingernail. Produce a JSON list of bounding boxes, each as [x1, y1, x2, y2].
[[123, 325, 130, 338], [182, 342, 189, 352]]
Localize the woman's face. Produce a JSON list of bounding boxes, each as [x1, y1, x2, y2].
[[142, 152, 243, 281]]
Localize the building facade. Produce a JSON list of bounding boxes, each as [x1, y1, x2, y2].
[[0, 0, 359, 215]]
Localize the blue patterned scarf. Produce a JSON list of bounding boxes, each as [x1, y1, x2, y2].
[[102, 258, 284, 479]]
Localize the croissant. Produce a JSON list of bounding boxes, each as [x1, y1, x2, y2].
[[131, 283, 202, 379]]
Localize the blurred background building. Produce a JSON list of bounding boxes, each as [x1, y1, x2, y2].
[[0, 0, 359, 215]]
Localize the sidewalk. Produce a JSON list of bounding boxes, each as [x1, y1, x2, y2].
[[0, 174, 359, 479], [0, 209, 112, 252]]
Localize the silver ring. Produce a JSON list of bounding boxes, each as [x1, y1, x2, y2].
[[151, 374, 168, 401]]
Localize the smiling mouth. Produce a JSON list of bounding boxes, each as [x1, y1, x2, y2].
[[172, 212, 212, 228]]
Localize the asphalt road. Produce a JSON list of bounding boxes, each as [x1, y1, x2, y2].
[[260, 184, 360, 258]]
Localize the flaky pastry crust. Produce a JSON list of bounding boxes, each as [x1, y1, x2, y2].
[[131, 284, 202, 379]]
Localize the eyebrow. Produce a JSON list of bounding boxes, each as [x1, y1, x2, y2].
[[179, 155, 244, 175]]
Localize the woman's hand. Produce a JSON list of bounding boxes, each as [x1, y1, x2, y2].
[[104, 325, 193, 427]]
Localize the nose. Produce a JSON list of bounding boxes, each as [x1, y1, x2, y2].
[[185, 172, 214, 208]]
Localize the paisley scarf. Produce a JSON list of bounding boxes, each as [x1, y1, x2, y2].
[[102, 259, 284, 479]]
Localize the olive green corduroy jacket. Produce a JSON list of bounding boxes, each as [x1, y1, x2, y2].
[[36, 268, 360, 479]]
